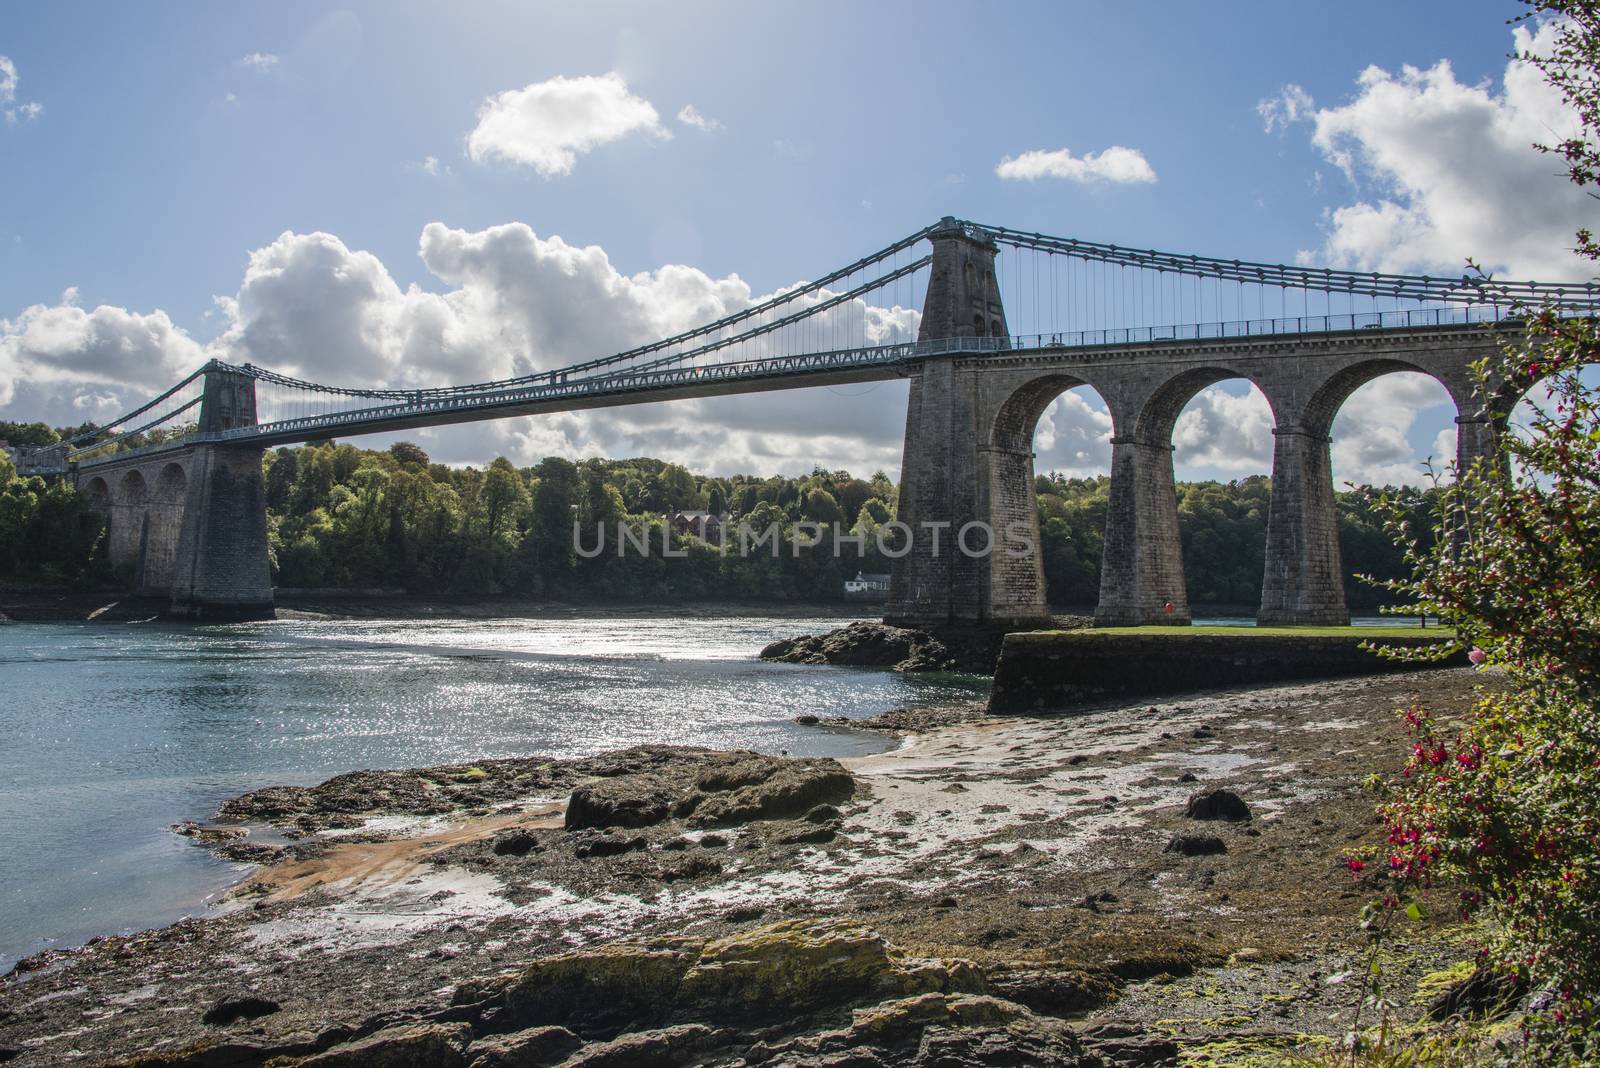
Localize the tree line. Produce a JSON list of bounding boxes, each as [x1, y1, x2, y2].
[[1, 421, 1436, 608]]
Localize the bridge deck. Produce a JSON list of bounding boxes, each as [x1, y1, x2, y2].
[[72, 315, 1510, 468]]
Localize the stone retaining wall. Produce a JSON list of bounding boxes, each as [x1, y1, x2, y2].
[[989, 630, 1466, 713]]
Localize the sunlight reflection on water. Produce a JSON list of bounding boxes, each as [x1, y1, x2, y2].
[[0, 613, 987, 970]]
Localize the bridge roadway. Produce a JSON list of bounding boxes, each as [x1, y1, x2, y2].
[[76, 311, 1504, 469]]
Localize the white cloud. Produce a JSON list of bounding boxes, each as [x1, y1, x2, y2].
[[1034, 389, 1115, 476], [0, 54, 43, 125], [239, 52, 279, 73], [467, 72, 669, 177], [995, 146, 1156, 185], [1281, 20, 1593, 280], [1173, 385, 1276, 474], [419, 155, 445, 176], [1330, 373, 1456, 487], [0, 223, 921, 476], [676, 104, 723, 133], [0, 288, 203, 411], [1257, 84, 1314, 134]]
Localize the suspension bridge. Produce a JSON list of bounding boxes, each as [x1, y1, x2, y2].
[[22, 216, 1590, 624]]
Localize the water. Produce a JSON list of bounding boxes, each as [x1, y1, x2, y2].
[[0, 614, 987, 971]]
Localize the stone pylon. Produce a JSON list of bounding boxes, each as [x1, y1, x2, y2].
[[886, 220, 1034, 628], [168, 363, 274, 621]]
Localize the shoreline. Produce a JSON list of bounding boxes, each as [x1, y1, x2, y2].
[[0, 589, 894, 624], [0, 669, 1498, 1066]]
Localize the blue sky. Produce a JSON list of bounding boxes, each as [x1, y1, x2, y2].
[[1, 1, 1589, 483]]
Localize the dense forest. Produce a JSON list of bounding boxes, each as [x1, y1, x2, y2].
[[0, 418, 1436, 610]]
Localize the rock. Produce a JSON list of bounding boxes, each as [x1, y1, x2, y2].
[[465, 1024, 581, 1067], [698, 833, 728, 848], [775, 823, 836, 846], [459, 941, 698, 1035], [1079, 1025, 1181, 1067], [678, 757, 855, 827], [1426, 967, 1526, 1021], [565, 774, 678, 831], [805, 804, 843, 823], [200, 994, 281, 1026], [172, 821, 248, 843], [982, 965, 1118, 1017], [574, 833, 647, 859], [795, 714, 821, 725], [660, 854, 723, 882], [1164, 833, 1227, 856], [759, 621, 956, 673], [913, 1021, 1087, 1066], [677, 919, 980, 1020], [1184, 788, 1251, 822], [490, 829, 540, 857], [297, 1021, 473, 1067], [563, 1023, 733, 1067]]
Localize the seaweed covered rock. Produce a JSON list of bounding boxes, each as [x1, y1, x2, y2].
[[1183, 788, 1252, 823], [678, 919, 983, 1020], [759, 621, 955, 673], [678, 756, 855, 828], [295, 1021, 473, 1066], [565, 775, 678, 830], [464, 1025, 581, 1067], [456, 940, 699, 1036], [562, 751, 855, 832]]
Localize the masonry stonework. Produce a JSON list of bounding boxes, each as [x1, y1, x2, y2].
[[888, 271, 1512, 626]]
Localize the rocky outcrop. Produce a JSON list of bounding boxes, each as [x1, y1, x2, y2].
[[563, 751, 855, 832], [760, 621, 956, 673]]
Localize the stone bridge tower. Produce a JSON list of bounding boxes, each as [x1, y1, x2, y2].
[[166, 362, 274, 620], [885, 220, 1025, 628]]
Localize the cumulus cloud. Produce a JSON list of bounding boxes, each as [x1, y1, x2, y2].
[[0, 288, 203, 411], [995, 146, 1156, 185], [239, 52, 279, 73], [1034, 389, 1114, 476], [1330, 373, 1457, 486], [1173, 385, 1276, 474], [1, 54, 43, 125], [1257, 84, 1314, 134], [1276, 20, 1593, 279], [0, 223, 922, 475], [676, 104, 723, 133], [466, 72, 669, 176]]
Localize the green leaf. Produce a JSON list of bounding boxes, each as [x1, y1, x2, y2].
[[1405, 902, 1423, 921]]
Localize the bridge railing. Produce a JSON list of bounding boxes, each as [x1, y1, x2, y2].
[[989, 305, 1518, 354]]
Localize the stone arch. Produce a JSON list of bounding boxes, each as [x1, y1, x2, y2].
[[1299, 358, 1460, 440], [156, 462, 187, 504], [972, 313, 985, 335], [981, 374, 1115, 622], [989, 373, 1101, 453], [141, 462, 190, 593], [1257, 359, 1461, 627], [990, 318, 1004, 337], [1133, 366, 1276, 446], [84, 476, 111, 511], [118, 469, 148, 508]]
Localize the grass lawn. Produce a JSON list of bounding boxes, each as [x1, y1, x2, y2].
[[1016, 625, 1457, 639]]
